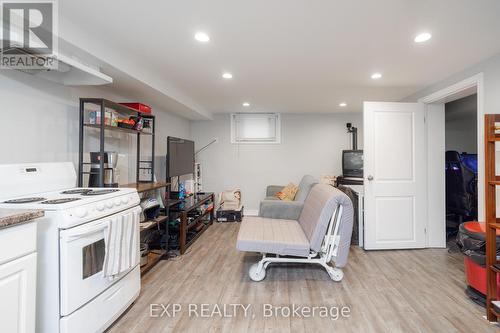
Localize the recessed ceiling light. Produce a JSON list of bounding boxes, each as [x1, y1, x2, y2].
[[371, 73, 382, 79], [243, 102, 250, 107], [222, 72, 233, 79], [194, 32, 210, 42], [414, 32, 432, 43], [339, 102, 347, 107]]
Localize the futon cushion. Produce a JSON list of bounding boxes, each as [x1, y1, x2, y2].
[[236, 217, 310, 257], [298, 184, 354, 266], [295, 175, 317, 202]]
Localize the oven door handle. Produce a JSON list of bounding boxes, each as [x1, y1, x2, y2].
[[62, 222, 109, 241], [60, 208, 140, 242]]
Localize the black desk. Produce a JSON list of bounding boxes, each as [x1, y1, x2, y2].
[[168, 192, 215, 254]]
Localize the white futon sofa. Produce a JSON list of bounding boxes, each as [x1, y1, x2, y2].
[[237, 184, 354, 281]]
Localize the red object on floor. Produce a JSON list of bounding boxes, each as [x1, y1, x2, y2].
[[464, 220, 500, 235], [464, 256, 500, 298], [119, 102, 152, 114], [462, 221, 500, 298]]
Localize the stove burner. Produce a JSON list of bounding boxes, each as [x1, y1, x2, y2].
[[3, 197, 46, 204], [40, 198, 82, 205], [82, 189, 120, 196], [61, 189, 92, 195]]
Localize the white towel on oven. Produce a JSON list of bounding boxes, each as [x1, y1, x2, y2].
[[103, 212, 139, 279]]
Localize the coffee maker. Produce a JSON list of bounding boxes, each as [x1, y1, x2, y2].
[[88, 152, 119, 187]]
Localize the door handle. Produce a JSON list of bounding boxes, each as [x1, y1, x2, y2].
[[367, 175, 374, 181], [65, 226, 107, 241]]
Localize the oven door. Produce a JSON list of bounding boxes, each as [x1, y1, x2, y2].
[[59, 206, 141, 316]]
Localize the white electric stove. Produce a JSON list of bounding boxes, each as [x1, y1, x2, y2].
[[0, 162, 141, 333]]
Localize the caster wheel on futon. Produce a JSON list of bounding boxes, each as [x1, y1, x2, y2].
[[249, 263, 266, 282], [328, 268, 344, 282]]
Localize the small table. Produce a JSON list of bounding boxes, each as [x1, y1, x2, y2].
[[342, 184, 364, 248], [335, 180, 365, 248], [169, 192, 215, 254]]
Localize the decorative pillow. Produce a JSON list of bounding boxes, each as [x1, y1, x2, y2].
[[276, 183, 298, 201]]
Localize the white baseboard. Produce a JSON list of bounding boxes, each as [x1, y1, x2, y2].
[[245, 209, 258, 216]]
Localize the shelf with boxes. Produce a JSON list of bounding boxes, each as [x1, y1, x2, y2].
[[78, 98, 156, 188]]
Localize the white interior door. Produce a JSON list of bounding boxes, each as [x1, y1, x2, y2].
[[364, 102, 426, 249]]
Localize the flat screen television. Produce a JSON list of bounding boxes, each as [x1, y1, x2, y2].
[[167, 137, 195, 177], [342, 150, 363, 178]]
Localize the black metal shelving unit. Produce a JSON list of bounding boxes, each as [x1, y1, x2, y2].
[[78, 98, 156, 187]]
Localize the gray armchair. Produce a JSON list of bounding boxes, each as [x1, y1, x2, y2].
[[259, 175, 317, 220]]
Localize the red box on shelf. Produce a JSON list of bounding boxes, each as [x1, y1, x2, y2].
[[119, 102, 152, 114]]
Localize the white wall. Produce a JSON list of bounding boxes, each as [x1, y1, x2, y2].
[[445, 94, 477, 153], [405, 52, 500, 222], [0, 70, 190, 184], [191, 113, 363, 211]]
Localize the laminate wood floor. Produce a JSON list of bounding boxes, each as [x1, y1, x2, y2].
[[108, 223, 499, 333]]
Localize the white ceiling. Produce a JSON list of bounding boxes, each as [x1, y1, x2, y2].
[[59, 0, 500, 117]]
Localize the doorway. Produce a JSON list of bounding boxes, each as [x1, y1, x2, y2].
[[444, 94, 478, 243], [420, 73, 483, 248], [361, 74, 483, 250]]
